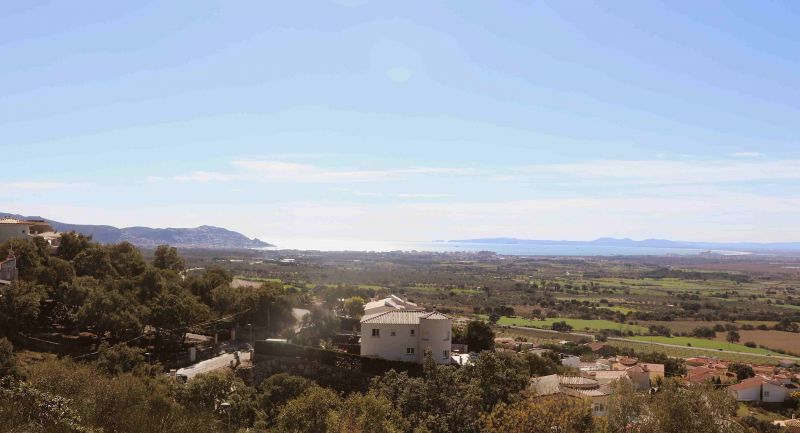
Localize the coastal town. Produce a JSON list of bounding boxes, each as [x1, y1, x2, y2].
[[2, 217, 800, 432]]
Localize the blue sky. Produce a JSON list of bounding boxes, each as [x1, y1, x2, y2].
[[2, 0, 800, 244]]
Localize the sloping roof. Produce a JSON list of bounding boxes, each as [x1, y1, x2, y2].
[[586, 342, 607, 352], [360, 310, 450, 325], [364, 295, 418, 312], [640, 363, 665, 374], [728, 376, 785, 392]]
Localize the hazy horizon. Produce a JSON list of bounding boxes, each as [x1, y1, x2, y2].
[[4, 1, 800, 243]]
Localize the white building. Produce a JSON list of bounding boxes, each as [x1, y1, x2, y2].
[[728, 376, 791, 403], [363, 295, 418, 316], [0, 218, 61, 246], [360, 310, 452, 364]]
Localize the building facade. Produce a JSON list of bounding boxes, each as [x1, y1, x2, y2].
[[0, 218, 61, 246], [360, 310, 452, 364]]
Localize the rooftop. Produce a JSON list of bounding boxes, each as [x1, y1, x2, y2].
[[360, 310, 450, 325], [364, 295, 418, 311]]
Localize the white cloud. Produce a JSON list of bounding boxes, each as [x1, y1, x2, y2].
[[174, 171, 232, 182], [177, 160, 474, 183], [512, 159, 800, 185], [397, 193, 452, 198], [730, 151, 762, 158], [0, 181, 85, 196]]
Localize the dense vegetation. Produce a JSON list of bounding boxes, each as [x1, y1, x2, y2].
[[0, 240, 796, 432]]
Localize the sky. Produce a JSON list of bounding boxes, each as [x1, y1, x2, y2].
[[2, 1, 800, 245]]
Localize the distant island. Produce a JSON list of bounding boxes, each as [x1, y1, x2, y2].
[[447, 237, 800, 253], [0, 212, 272, 249]]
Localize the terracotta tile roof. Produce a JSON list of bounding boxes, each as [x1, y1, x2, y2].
[[728, 376, 785, 391], [360, 310, 450, 325], [586, 342, 607, 352]]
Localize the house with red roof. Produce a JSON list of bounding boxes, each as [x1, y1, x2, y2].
[[728, 376, 792, 403]]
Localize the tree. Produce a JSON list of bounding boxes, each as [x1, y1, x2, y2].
[[148, 291, 211, 348], [256, 373, 314, 426], [0, 378, 92, 433], [728, 363, 755, 381], [327, 391, 409, 433], [343, 296, 365, 319], [0, 281, 46, 336], [107, 242, 147, 278], [370, 351, 484, 433], [1, 238, 49, 280], [96, 342, 148, 375], [551, 321, 573, 332], [244, 282, 295, 336], [56, 232, 93, 261], [726, 330, 740, 344], [182, 369, 256, 429], [77, 285, 146, 341], [464, 320, 494, 352], [294, 306, 339, 347], [152, 245, 185, 272], [637, 381, 744, 433], [482, 395, 595, 433], [463, 351, 528, 411], [605, 378, 647, 433], [0, 338, 16, 378], [36, 256, 76, 290], [271, 386, 342, 433], [73, 245, 118, 279], [524, 352, 560, 377]]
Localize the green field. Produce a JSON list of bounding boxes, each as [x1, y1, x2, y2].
[[628, 335, 780, 355], [486, 315, 648, 333], [606, 340, 788, 366]]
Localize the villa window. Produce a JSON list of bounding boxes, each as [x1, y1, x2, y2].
[[372, 329, 380, 337], [390, 330, 396, 336], [443, 350, 449, 359], [764, 391, 770, 398], [407, 348, 415, 355], [410, 329, 415, 336]]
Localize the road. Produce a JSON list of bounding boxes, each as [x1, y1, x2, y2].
[[176, 350, 251, 380], [502, 325, 800, 362]]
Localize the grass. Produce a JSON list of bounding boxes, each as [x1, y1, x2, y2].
[[484, 315, 648, 333], [628, 335, 781, 355], [606, 340, 786, 365], [405, 285, 482, 295]]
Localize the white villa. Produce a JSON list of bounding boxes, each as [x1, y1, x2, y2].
[[363, 295, 418, 316], [0, 218, 61, 247], [360, 310, 452, 364]]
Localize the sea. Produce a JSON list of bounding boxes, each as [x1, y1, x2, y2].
[[262, 238, 751, 257]]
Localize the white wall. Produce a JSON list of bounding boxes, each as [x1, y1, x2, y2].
[[360, 323, 421, 363], [360, 318, 452, 364], [732, 386, 760, 402], [419, 318, 451, 364], [762, 383, 787, 403], [0, 224, 30, 244]]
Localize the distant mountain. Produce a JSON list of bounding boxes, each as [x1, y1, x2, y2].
[[447, 237, 800, 252], [1, 212, 272, 249]]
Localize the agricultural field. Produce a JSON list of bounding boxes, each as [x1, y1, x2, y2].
[[640, 320, 778, 334], [628, 335, 780, 355], [713, 330, 800, 356], [605, 339, 790, 366], [486, 315, 649, 333]]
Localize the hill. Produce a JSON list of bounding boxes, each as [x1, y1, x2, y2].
[[447, 237, 800, 253], [0, 212, 272, 249]]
